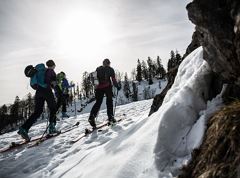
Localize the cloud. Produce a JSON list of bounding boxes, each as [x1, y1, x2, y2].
[[0, 0, 194, 105]]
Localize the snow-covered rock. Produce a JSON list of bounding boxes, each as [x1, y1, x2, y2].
[[153, 47, 213, 172]]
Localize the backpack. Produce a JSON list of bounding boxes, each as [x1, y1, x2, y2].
[[89, 71, 99, 88], [96, 66, 109, 83], [24, 64, 47, 90]]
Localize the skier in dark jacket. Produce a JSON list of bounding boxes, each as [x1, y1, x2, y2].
[[18, 60, 59, 141], [88, 58, 121, 129]]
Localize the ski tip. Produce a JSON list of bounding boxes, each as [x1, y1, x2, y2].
[[69, 140, 75, 144]]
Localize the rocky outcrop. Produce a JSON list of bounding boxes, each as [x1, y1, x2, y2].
[[177, 1, 240, 178], [149, 66, 178, 116], [187, 0, 240, 101], [178, 101, 240, 178], [183, 30, 201, 59]]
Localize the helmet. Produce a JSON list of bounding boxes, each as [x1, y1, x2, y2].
[[24, 65, 37, 77]]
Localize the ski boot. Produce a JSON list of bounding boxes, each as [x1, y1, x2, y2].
[[17, 127, 31, 142], [62, 112, 70, 118], [88, 117, 97, 130], [48, 122, 61, 135], [108, 117, 117, 126]]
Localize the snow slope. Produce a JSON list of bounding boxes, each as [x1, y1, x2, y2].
[[0, 47, 224, 178], [0, 100, 156, 178]]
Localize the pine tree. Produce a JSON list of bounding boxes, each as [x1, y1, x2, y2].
[[148, 74, 153, 85], [136, 59, 142, 82], [147, 57, 154, 84], [115, 70, 124, 82], [77, 84, 80, 100], [175, 50, 182, 65], [167, 50, 183, 72], [27, 93, 34, 118], [0, 104, 8, 132], [156, 56, 167, 79], [82, 72, 92, 98], [10, 96, 20, 118], [123, 73, 131, 99], [141, 60, 148, 80], [132, 82, 138, 101], [167, 50, 176, 71], [131, 68, 136, 81], [152, 60, 157, 77], [0, 105, 7, 115], [161, 67, 166, 79]]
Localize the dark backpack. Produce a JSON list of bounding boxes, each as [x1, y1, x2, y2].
[[24, 64, 47, 90], [96, 66, 110, 83], [89, 71, 99, 88]]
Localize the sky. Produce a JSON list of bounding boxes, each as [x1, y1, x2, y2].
[[0, 0, 194, 105]]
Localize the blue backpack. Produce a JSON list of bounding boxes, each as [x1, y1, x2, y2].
[[25, 64, 47, 90]]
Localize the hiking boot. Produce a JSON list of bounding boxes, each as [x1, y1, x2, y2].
[[49, 122, 61, 134], [17, 127, 31, 142], [62, 112, 69, 118], [88, 116, 96, 129]]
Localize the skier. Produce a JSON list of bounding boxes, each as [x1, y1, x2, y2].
[[18, 60, 59, 141], [56, 71, 74, 118], [88, 58, 121, 129]]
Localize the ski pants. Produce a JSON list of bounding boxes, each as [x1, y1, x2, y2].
[[56, 93, 67, 113], [90, 87, 114, 120], [22, 88, 57, 131]]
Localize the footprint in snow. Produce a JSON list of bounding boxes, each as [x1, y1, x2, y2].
[[123, 121, 134, 127], [105, 131, 113, 136]]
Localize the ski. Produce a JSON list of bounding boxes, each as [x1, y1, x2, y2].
[[0, 121, 80, 153], [70, 118, 123, 144], [27, 132, 61, 148]]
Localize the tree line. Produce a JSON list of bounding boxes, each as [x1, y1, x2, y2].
[[0, 85, 81, 134]]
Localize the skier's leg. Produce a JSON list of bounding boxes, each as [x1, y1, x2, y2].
[[62, 95, 67, 113], [89, 89, 104, 127], [46, 90, 60, 134], [19, 90, 45, 141], [105, 87, 114, 121], [61, 94, 69, 118], [89, 89, 104, 118], [21, 90, 45, 132], [45, 90, 57, 124], [56, 94, 62, 113]]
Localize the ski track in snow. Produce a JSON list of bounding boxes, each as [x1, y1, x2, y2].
[[0, 99, 153, 178]]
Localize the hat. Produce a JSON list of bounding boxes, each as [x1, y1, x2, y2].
[[46, 60, 56, 67], [103, 58, 110, 66]]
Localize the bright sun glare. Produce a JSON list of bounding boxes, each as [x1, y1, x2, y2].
[[56, 11, 112, 58]]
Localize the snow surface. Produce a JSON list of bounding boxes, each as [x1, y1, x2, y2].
[[0, 47, 225, 178]]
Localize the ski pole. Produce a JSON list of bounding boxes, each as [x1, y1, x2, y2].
[[39, 120, 49, 142], [113, 90, 119, 117], [74, 95, 77, 117]]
